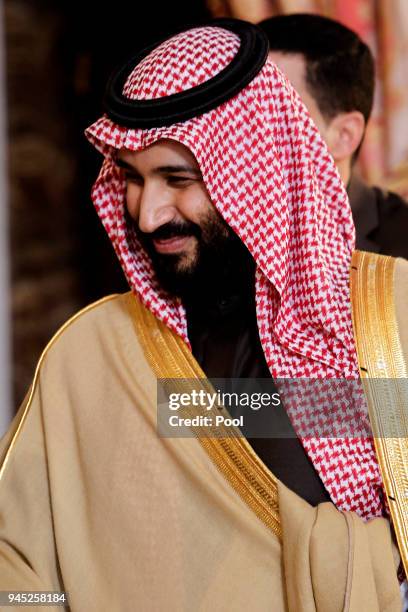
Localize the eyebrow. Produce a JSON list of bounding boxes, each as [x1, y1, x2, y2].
[[115, 157, 202, 177]]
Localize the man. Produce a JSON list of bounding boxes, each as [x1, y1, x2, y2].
[[0, 20, 406, 610], [259, 13, 408, 257]]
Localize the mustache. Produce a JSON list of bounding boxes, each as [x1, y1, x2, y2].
[[138, 221, 201, 242]]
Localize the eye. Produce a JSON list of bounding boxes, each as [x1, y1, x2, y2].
[[166, 175, 195, 186], [123, 171, 143, 185]]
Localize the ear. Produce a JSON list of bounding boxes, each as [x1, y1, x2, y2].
[[325, 111, 365, 163]]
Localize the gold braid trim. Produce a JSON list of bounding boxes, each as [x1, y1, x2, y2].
[[125, 293, 281, 539], [350, 250, 408, 575]]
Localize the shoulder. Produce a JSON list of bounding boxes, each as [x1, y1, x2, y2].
[[373, 186, 408, 216], [394, 256, 408, 276], [55, 292, 130, 330], [48, 292, 131, 339], [21, 290, 155, 421], [370, 188, 408, 258], [2, 293, 157, 482], [351, 251, 408, 369], [36, 292, 137, 372], [394, 257, 408, 307], [354, 251, 408, 299], [394, 256, 408, 304], [394, 258, 408, 358]]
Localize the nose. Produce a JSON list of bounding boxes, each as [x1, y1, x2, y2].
[[127, 180, 175, 234]]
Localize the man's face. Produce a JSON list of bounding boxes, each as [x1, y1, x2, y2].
[[116, 140, 250, 297], [268, 52, 329, 139]]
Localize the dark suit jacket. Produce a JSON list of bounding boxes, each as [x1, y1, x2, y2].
[[348, 175, 408, 258]]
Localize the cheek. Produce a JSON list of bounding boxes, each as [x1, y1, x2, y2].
[[179, 185, 214, 223]]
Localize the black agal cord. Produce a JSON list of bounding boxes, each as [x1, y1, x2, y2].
[[104, 19, 269, 128]]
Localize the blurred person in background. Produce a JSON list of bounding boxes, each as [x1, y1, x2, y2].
[[259, 13, 408, 258], [0, 20, 407, 610]]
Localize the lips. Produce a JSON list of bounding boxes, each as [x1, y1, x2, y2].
[[152, 235, 193, 254]]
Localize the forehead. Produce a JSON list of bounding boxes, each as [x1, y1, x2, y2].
[[117, 139, 200, 169], [268, 52, 308, 95]]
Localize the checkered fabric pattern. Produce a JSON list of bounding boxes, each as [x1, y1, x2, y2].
[[86, 25, 383, 519]]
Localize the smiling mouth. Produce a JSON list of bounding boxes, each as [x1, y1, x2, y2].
[[152, 235, 194, 254]]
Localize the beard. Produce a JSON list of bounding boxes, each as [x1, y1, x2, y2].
[[135, 207, 255, 300]]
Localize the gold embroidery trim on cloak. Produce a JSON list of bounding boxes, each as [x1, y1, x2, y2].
[[125, 293, 282, 539], [350, 250, 408, 575]]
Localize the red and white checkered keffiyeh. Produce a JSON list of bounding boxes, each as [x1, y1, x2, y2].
[[86, 25, 383, 519]]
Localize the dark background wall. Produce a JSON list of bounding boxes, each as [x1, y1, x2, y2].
[[6, 0, 211, 405]]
